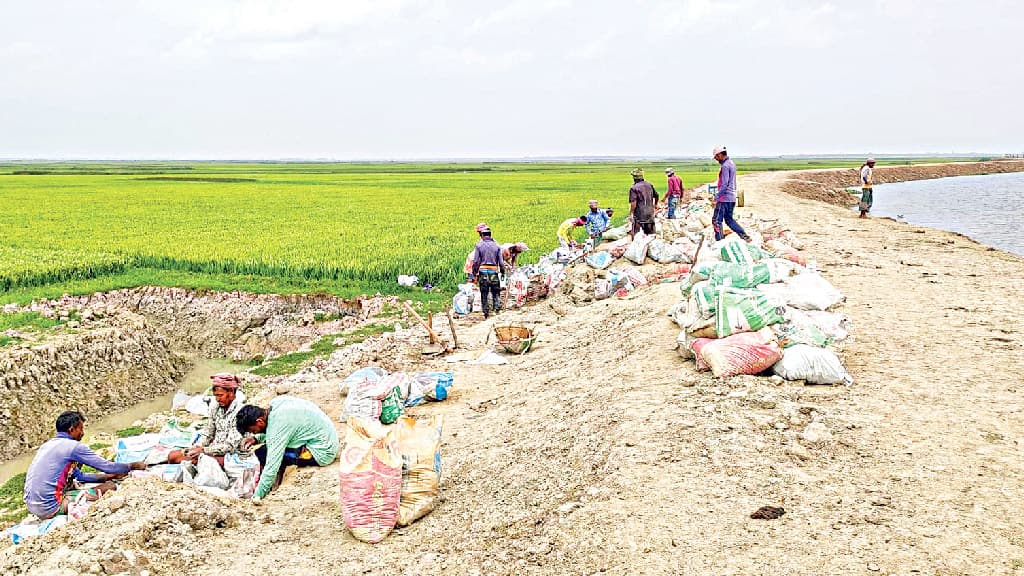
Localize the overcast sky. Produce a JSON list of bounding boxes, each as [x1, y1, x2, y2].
[[0, 0, 1019, 159]]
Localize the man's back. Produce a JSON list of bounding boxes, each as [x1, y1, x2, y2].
[[629, 180, 657, 222]]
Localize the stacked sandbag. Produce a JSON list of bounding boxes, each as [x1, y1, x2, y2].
[[667, 214, 853, 385]]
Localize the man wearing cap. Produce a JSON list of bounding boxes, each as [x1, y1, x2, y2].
[[628, 168, 659, 239], [665, 168, 684, 219], [168, 373, 249, 466], [471, 224, 506, 319], [583, 200, 610, 248], [859, 158, 876, 218], [711, 147, 751, 242]]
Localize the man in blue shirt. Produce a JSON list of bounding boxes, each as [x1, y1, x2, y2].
[[712, 146, 751, 242], [24, 411, 146, 519], [584, 199, 610, 248]]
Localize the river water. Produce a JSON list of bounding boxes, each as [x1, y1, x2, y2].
[[869, 172, 1024, 257], [0, 357, 239, 484]]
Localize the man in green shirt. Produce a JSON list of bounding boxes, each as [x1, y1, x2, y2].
[[236, 396, 340, 504]]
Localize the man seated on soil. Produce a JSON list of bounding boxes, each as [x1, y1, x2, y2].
[[168, 373, 249, 467], [23, 411, 146, 520], [235, 396, 340, 504]]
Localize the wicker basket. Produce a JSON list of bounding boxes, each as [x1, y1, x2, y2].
[[494, 324, 536, 354]]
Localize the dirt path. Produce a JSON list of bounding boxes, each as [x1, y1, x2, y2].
[[5, 168, 1023, 575]]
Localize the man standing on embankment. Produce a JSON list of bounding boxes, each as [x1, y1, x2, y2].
[[712, 146, 751, 242], [859, 158, 876, 218]]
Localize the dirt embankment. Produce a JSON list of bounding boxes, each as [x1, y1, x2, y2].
[[3, 165, 1023, 575], [776, 159, 1024, 204]]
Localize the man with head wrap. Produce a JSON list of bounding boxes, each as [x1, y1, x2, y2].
[[168, 373, 250, 466]]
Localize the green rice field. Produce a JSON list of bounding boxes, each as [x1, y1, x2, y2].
[[0, 157, 978, 304]]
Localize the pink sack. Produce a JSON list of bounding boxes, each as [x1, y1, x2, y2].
[[694, 327, 783, 378], [339, 418, 402, 544]]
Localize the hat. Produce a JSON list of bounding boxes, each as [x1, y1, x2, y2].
[[630, 168, 644, 178], [712, 146, 727, 156], [475, 222, 489, 233], [866, 158, 876, 164], [588, 199, 599, 206], [515, 242, 529, 252], [210, 373, 240, 389], [665, 168, 674, 175]]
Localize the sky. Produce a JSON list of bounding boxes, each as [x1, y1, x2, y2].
[[0, 0, 1020, 159]]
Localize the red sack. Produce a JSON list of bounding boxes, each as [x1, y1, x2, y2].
[[339, 418, 402, 543], [694, 327, 783, 378]]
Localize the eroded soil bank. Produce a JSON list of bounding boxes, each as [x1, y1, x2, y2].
[[0, 288, 366, 460]]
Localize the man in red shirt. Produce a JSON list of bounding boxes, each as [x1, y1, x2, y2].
[[665, 168, 684, 219]]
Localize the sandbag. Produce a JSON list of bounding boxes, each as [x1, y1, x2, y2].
[[341, 366, 388, 395], [783, 272, 844, 311], [191, 454, 230, 490], [671, 237, 698, 264], [594, 278, 612, 300], [452, 283, 475, 315], [585, 251, 613, 270], [607, 238, 630, 259], [623, 231, 654, 265], [339, 418, 402, 544], [718, 238, 769, 264], [804, 310, 850, 341], [765, 239, 807, 266], [395, 415, 443, 526], [772, 344, 852, 385], [647, 239, 684, 263], [224, 453, 261, 499], [693, 327, 783, 378], [344, 371, 398, 423], [603, 225, 628, 241], [715, 288, 786, 338], [405, 371, 453, 407], [506, 270, 529, 308]]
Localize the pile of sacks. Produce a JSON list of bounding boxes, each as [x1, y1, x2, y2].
[[337, 367, 451, 543], [670, 230, 853, 385]]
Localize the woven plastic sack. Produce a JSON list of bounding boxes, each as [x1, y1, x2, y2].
[[765, 239, 807, 266], [772, 344, 852, 385], [603, 225, 628, 241], [719, 239, 769, 264], [607, 238, 630, 258], [405, 372, 453, 407], [585, 251, 613, 270], [343, 371, 395, 422], [803, 310, 850, 341], [339, 418, 402, 544], [647, 239, 684, 263], [395, 415, 443, 526], [452, 283, 475, 315], [623, 231, 654, 265], [691, 281, 719, 318], [507, 270, 529, 308], [715, 287, 785, 338], [379, 373, 408, 424], [192, 454, 230, 490], [341, 367, 388, 395], [693, 327, 783, 378], [783, 272, 844, 311], [224, 453, 261, 499]]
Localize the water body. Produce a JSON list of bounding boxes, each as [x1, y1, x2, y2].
[[868, 172, 1024, 257], [0, 357, 239, 484]]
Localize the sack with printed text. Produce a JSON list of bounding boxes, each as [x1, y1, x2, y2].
[[339, 418, 402, 544], [395, 415, 443, 526]]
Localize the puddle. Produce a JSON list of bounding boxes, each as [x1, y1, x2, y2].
[[0, 357, 240, 484]]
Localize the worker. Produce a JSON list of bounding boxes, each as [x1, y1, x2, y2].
[[859, 158, 876, 218], [471, 224, 506, 319], [628, 169, 658, 239], [500, 242, 529, 269], [23, 411, 146, 519], [711, 147, 751, 242], [583, 200, 610, 247], [557, 216, 586, 248], [463, 223, 490, 281], [665, 168, 684, 219], [236, 396, 340, 505], [168, 373, 249, 467]]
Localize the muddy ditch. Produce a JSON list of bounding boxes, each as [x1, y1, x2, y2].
[[0, 287, 394, 462]]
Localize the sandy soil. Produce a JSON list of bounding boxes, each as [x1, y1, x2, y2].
[[4, 166, 1023, 575]]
